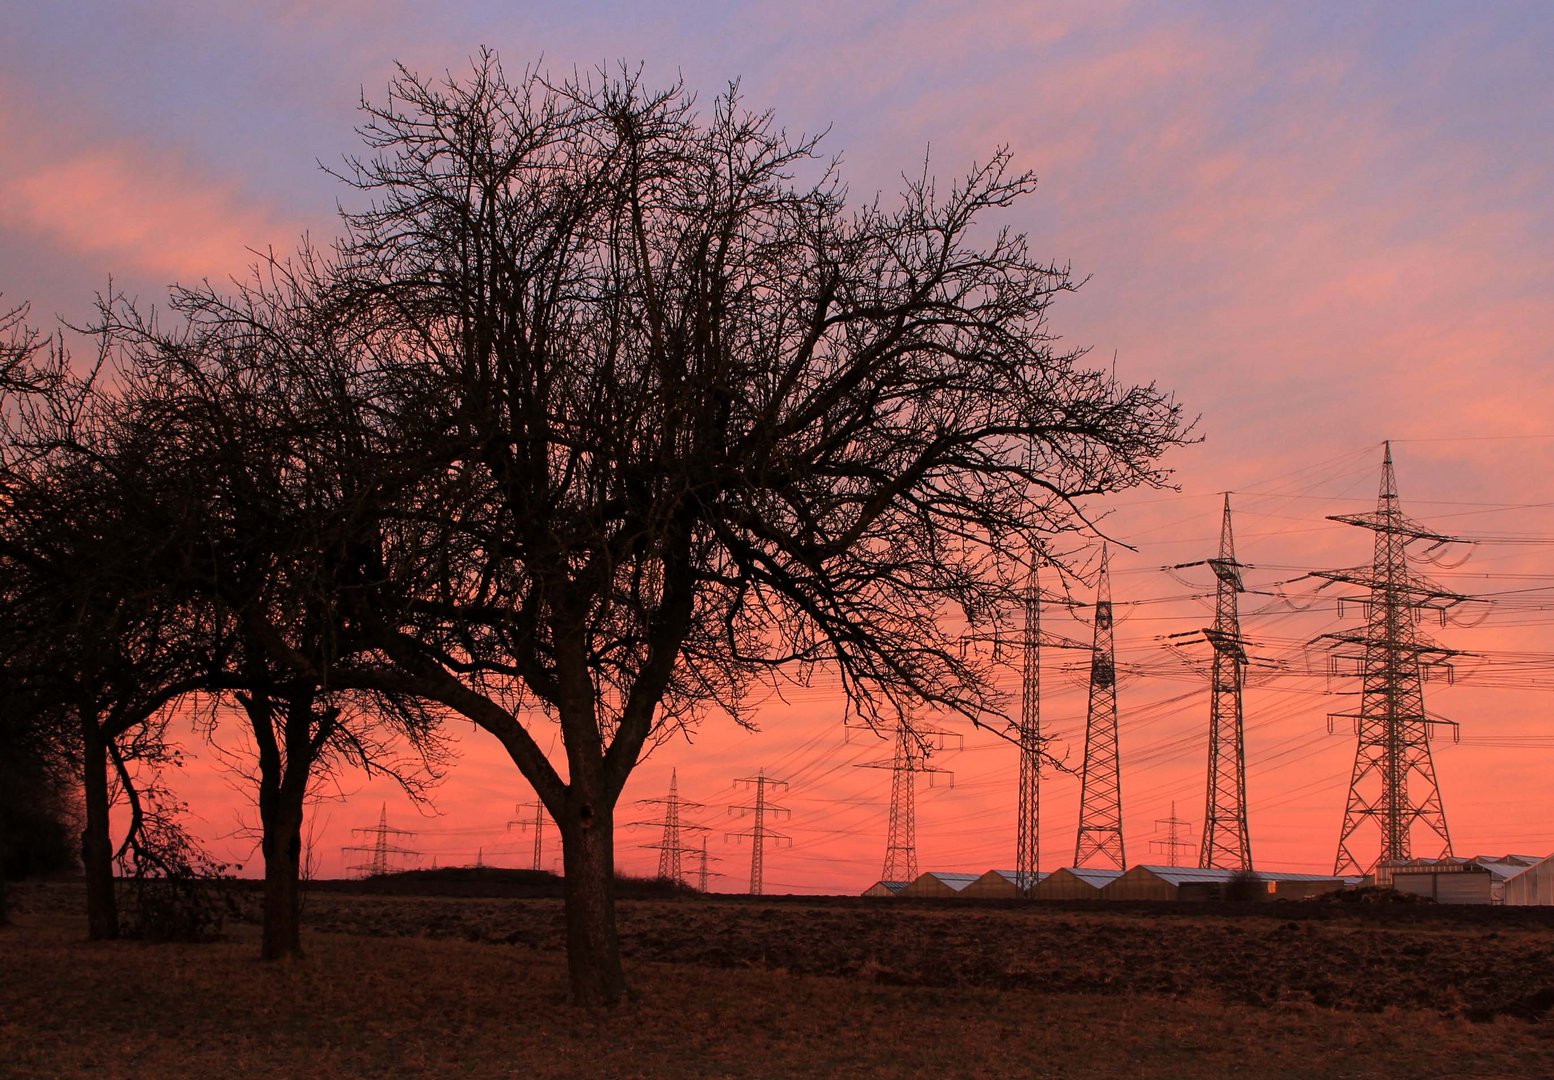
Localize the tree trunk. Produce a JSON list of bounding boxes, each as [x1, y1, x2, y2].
[[248, 690, 312, 962], [79, 717, 117, 940], [559, 789, 626, 1007], [258, 776, 307, 960]]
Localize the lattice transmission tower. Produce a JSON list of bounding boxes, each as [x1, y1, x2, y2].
[[1017, 565, 1042, 894], [1074, 547, 1126, 870], [855, 715, 954, 883], [634, 769, 707, 884], [343, 804, 419, 878], [1013, 562, 1087, 895], [508, 800, 549, 871], [1150, 801, 1195, 867], [695, 836, 723, 892], [728, 770, 790, 895], [1317, 442, 1467, 877], [1197, 495, 1253, 870]]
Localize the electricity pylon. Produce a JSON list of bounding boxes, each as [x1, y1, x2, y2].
[[343, 804, 419, 878], [1150, 801, 1195, 867], [854, 714, 954, 883], [728, 770, 790, 895], [508, 800, 548, 871], [1017, 564, 1042, 894], [695, 836, 723, 892], [634, 769, 707, 884], [1316, 442, 1467, 877], [1165, 497, 1257, 868], [1014, 562, 1088, 895], [1198, 495, 1253, 870], [1074, 547, 1126, 870]]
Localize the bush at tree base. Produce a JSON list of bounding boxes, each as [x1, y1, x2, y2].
[[116, 811, 237, 943]]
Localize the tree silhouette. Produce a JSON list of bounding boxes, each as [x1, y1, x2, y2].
[[0, 353, 205, 939], [317, 52, 1190, 1005], [99, 267, 447, 959]]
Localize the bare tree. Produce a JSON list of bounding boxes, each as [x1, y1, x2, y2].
[[103, 265, 446, 960], [317, 53, 1190, 1005], [0, 375, 207, 940]]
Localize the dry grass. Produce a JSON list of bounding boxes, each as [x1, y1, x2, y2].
[[3, 887, 1553, 1078]]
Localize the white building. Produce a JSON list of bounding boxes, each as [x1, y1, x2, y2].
[[1388, 855, 1550, 905]]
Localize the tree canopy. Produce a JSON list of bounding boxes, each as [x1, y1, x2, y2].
[[314, 52, 1189, 1003]]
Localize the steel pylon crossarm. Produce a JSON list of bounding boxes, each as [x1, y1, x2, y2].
[[1317, 443, 1463, 877]]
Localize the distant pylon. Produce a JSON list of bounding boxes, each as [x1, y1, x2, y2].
[[1200, 495, 1253, 870], [659, 771, 684, 881], [1016, 563, 1042, 895], [728, 770, 791, 895], [693, 839, 721, 888], [342, 804, 419, 878], [508, 800, 548, 871], [634, 769, 707, 885], [1151, 801, 1195, 867], [698, 836, 710, 891], [1074, 547, 1126, 870], [883, 726, 919, 881], [1316, 443, 1466, 877], [853, 711, 956, 883]]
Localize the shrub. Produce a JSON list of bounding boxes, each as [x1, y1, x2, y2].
[[116, 807, 236, 943], [1223, 870, 1268, 903]]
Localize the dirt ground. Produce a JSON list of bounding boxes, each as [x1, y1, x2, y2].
[[5, 879, 1554, 1078], [15, 877, 1553, 1021]]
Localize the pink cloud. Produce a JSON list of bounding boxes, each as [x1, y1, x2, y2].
[[0, 81, 313, 287], [5, 151, 297, 282]]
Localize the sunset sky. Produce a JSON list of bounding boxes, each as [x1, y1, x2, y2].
[[4, 2, 1552, 892]]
